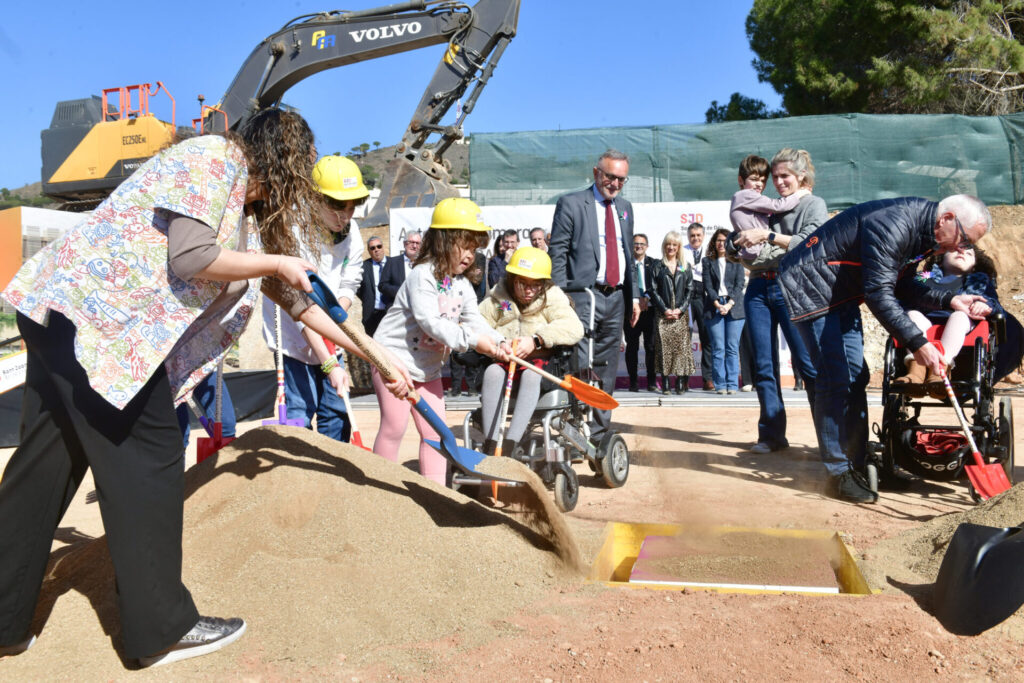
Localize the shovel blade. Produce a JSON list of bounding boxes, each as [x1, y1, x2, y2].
[[424, 439, 487, 474], [564, 376, 619, 410], [933, 523, 1024, 634], [964, 452, 1012, 500]]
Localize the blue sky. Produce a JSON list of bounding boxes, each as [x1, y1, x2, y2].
[[0, 1, 780, 191]]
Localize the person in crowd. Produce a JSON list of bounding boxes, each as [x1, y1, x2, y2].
[[739, 327, 755, 392], [549, 149, 640, 445], [358, 235, 388, 336], [478, 246, 583, 455], [894, 247, 1001, 398], [731, 148, 824, 454], [0, 109, 409, 667], [261, 154, 371, 442], [624, 232, 659, 392], [778, 194, 992, 503], [448, 252, 489, 397], [683, 223, 714, 391], [703, 229, 746, 394], [729, 154, 810, 262], [530, 227, 549, 252], [487, 229, 520, 288], [371, 198, 509, 485], [379, 230, 421, 309], [649, 231, 694, 395]]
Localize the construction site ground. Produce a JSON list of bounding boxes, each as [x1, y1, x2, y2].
[[2, 391, 1024, 681]]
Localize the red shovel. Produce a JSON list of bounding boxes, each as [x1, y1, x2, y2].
[[934, 343, 1012, 500]]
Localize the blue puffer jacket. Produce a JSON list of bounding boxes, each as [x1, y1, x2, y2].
[[778, 197, 952, 352]]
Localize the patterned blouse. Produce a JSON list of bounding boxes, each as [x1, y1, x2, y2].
[[2, 135, 261, 409]]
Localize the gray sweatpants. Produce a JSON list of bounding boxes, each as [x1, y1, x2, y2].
[[480, 363, 543, 444]]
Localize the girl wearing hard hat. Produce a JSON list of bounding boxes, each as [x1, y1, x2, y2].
[[371, 197, 511, 484], [260, 155, 369, 441], [477, 246, 584, 456]]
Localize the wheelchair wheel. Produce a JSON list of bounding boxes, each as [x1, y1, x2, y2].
[[597, 432, 629, 488], [554, 469, 579, 512], [998, 396, 1015, 483]]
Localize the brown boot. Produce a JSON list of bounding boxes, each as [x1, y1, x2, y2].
[[894, 359, 927, 397], [925, 367, 947, 400]]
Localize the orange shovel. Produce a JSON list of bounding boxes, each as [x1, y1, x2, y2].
[[507, 355, 619, 410]]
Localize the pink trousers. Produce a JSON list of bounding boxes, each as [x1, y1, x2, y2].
[[371, 369, 448, 485]]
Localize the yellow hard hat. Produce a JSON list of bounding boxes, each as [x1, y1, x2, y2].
[[505, 246, 551, 280], [312, 155, 369, 201], [429, 197, 489, 232]]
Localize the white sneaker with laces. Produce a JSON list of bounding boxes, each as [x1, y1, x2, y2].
[[138, 616, 246, 668]]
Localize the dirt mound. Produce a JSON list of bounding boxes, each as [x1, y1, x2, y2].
[[6, 427, 581, 679]]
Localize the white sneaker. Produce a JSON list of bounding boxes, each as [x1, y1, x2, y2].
[[0, 634, 35, 657], [741, 384, 753, 392], [139, 616, 246, 668]]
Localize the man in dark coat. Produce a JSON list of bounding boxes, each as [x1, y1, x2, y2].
[[624, 233, 659, 391], [549, 149, 640, 445], [778, 195, 993, 503], [356, 235, 388, 336], [378, 230, 421, 310]]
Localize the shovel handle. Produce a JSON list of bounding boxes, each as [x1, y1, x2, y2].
[[507, 354, 564, 386]]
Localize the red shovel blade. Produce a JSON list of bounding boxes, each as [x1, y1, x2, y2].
[[562, 375, 619, 410], [349, 430, 371, 451], [964, 450, 1012, 501]]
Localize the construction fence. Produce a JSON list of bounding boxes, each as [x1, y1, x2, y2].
[[468, 112, 1024, 210]]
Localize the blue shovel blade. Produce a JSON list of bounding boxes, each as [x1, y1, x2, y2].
[[413, 397, 487, 473], [306, 271, 349, 324], [425, 440, 487, 474]]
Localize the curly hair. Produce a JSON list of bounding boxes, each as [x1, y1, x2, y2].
[[708, 227, 732, 257], [416, 228, 489, 282], [238, 109, 323, 261], [924, 247, 998, 283]]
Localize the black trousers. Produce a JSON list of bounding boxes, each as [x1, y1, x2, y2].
[[624, 307, 656, 385], [569, 288, 624, 442], [362, 308, 387, 338], [0, 313, 198, 658], [689, 283, 713, 381]]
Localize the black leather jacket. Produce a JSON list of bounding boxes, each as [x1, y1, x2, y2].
[[649, 259, 693, 316]]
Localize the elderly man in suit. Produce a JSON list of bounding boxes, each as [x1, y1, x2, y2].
[[378, 230, 421, 309], [550, 149, 640, 444], [357, 235, 388, 336]]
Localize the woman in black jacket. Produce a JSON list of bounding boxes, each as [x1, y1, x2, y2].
[[703, 228, 746, 394], [649, 231, 694, 394]]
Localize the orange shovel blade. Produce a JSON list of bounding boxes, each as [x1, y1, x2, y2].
[[964, 451, 1012, 501], [562, 375, 619, 410]]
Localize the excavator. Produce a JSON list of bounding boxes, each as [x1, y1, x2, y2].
[[40, 0, 520, 227]]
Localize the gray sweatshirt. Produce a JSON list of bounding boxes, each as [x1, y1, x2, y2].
[[747, 194, 829, 273], [372, 262, 504, 382]]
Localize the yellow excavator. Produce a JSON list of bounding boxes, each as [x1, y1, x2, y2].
[[40, 0, 520, 226]]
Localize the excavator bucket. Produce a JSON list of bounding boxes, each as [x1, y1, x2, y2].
[[360, 157, 461, 231]]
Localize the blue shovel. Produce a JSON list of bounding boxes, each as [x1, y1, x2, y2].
[[304, 272, 489, 476]]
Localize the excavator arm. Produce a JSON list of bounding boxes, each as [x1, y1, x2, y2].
[[207, 0, 520, 228]]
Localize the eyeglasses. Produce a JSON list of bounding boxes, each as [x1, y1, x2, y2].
[[633, 242, 647, 248], [515, 279, 544, 291], [368, 244, 383, 251], [405, 240, 421, 246], [598, 169, 628, 185], [953, 215, 972, 250]]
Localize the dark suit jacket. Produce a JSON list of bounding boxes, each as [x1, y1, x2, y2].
[[549, 185, 640, 304], [632, 255, 658, 300], [378, 256, 407, 307], [357, 257, 386, 323], [702, 257, 746, 320]]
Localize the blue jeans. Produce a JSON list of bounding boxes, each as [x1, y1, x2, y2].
[[175, 372, 236, 449], [706, 312, 744, 391], [796, 304, 870, 477], [744, 276, 817, 448], [283, 355, 351, 442]]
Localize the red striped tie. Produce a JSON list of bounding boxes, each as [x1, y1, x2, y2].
[[604, 199, 619, 287]]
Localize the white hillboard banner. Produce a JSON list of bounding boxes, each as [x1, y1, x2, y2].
[[390, 201, 792, 381], [0, 350, 27, 395]]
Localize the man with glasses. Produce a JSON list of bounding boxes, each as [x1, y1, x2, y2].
[[550, 149, 641, 446], [778, 195, 993, 504], [357, 236, 388, 336], [379, 230, 421, 309], [530, 227, 549, 252], [487, 229, 520, 288], [624, 233, 658, 392]]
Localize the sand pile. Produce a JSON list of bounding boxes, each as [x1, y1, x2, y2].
[[863, 483, 1024, 587], [6, 427, 582, 679]]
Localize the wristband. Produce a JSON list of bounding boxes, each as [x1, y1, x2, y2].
[[320, 356, 339, 375], [533, 334, 543, 349]]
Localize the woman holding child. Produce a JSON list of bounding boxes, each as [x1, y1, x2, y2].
[[731, 149, 826, 454]]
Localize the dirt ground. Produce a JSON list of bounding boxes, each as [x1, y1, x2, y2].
[[2, 400, 1024, 681]]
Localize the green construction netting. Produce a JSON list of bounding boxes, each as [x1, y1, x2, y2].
[[469, 112, 1024, 210]]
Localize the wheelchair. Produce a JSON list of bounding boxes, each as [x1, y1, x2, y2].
[[453, 291, 630, 512], [868, 313, 1017, 502]]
